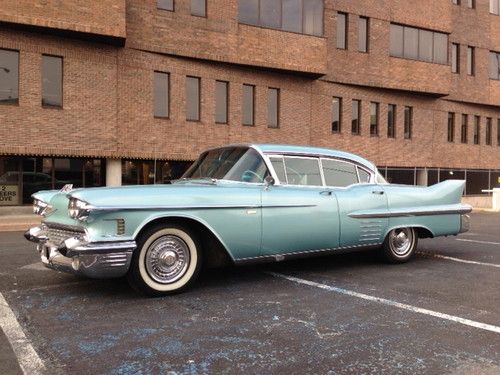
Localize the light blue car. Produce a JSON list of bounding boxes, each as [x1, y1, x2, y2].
[[25, 144, 472, 296]]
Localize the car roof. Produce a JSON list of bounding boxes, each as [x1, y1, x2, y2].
[[252, 144, 377, 172]]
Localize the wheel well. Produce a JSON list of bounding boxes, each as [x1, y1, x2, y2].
[[135, 217, 233, 268], [414, 227, 434, 239]]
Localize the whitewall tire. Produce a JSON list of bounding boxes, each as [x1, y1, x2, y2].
[[127, 224, 202, 296]]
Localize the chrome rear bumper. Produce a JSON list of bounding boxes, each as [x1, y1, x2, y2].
[[25, 225, 136, 279], [459, 214, 470, 234]]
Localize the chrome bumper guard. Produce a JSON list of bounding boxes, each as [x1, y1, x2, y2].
[[459, 214, 470, 234], [24, 225, 136, 279]]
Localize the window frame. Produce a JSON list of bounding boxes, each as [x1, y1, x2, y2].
[[242, 83, 255, 126], [461, 114, 468, 144], [337, 12, 348, 49], [448, 112, 455, 143], [404, 106, 413, 140], [358, 16, 369, 53], [191, 0, 206, 17], [215, 80, 229, 124], [186, 75, 201, 122], [467, 46, 475, 76], [370, 102, 379, 137], [332, 96, 342, 133], [490, 51, 500, 80], [238, 0, 324, 37], [157, 0, 174, 11], [389, 23, 449, 65], [153, 71, 170, 119], [267, 87, 280, 129], [473, 115, 480, 145], [387, 104, 396, 138], [41, 54, 63, 108], [351, 99, 361, 135], [451, 43, 460, 73], [0, 48, 19, 105], [486, 117, 492, 146]]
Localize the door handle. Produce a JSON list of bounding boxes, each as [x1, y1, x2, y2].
[[372, 190, 384, 195], [320, 191, 332, 196]]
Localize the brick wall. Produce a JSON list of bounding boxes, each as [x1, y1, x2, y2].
[[0, 1, 499, 170]]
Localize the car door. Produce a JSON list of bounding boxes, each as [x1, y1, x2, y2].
[[260, 155, 340, 256], [321, 158, 389, 248]]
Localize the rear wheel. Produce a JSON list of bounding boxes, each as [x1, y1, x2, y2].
[[381, 227, 417, 263], [127, 224, 202, 296]]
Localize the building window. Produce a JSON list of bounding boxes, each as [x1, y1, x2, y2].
[[486, 118, 492, 145], [154, 72, 169, 118], [452, 0, 460, 5], [351, 100, 360, 135], [332, 97, 341, 133], [467, 0, 475, 8], [242, 84, 255, 126], [267, 87, 279, 128], [358, 17, 369, 52], [238, 0, 323, 37], [157, 0, 174, 11], [215, 81, 228, 124], [0, 49, 18, 104], [467, 46, 474, 76], [461, 114, 468, 143], [370, 102, 378, 136], [387, 104, 396, 138], [497, 119, 500, 146], [451, 43, 460, 73], [448, 113, 455, 142], [491, 0, 500, 15], [42, 55, 63, 107], [191, 0, 206, 16], [186, 76, 200, 121], [490, 51, 500, 80], [473, 115, 480, 145], [404, 106, 412, 139], [337, 12, 347, 49], [390, 24, 448, 64]]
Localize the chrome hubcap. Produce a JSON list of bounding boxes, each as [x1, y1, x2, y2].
[[389, 228, 413, 256], [145, 235, 190, 284]]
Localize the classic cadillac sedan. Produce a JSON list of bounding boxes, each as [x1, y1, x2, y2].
[[25, 144, 471, 296]]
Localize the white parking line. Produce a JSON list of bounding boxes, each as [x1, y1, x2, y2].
[[456, 238, 500, 246], [429, 254, 500, 268], [0, 292, 46, 374], [268, 272, 500, 335]]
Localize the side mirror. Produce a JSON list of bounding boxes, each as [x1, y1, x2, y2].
[[264, 175, 275, 187]]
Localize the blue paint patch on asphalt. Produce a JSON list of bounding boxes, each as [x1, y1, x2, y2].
[[78, 334, 120, 355]]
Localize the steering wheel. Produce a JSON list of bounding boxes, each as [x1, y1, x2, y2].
[[241, 170, 263, 183]]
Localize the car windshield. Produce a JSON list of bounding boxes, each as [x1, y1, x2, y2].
[[182, 147, 270, 183]]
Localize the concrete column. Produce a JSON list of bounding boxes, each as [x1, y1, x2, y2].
[[416, 168, 428, 186], [106, 159, 122, 187]]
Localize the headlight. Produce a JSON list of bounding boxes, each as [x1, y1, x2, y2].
[[33, 199, 52, 216], [68, 197, 91, 221]]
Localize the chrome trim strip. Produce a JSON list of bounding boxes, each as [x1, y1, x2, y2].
[[68, 240, 137, 254], [78, 203, 318, 212], [348, 204, 472, 219], [235, 242, 382, 264]]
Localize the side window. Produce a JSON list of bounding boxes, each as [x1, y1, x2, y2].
[[357, 167, 371, 183], [269, 157, 287, 183], [283, 157, 322, 186], [322, 159, 358, 187]]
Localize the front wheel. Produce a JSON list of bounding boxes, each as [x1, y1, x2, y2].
[[381, 227, 417, 263], [127, 224, 202, 296]]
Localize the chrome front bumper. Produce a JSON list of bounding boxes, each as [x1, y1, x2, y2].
[[25, 225, 136, 279]]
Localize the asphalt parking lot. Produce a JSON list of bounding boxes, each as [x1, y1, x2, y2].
[[1, 212, 499, 374]]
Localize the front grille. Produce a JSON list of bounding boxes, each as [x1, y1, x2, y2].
[[44, 223, 86, 246]]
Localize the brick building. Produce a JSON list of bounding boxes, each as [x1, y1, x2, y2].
[[0, 0, 499, 206]]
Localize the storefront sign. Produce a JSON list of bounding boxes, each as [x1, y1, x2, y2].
[[0, 185, 18, 205]]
